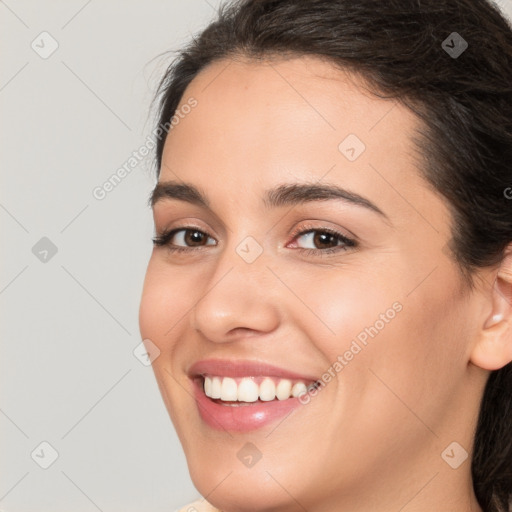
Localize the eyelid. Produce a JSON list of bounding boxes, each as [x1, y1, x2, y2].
[[152, 225, 216, 248], [153, 222, 357, 255], [287, 222, 357, 247]]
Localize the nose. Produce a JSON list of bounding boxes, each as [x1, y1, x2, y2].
[[190, 246, 281, 343]]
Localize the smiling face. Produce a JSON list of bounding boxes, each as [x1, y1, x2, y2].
[[139, 56, 486, 510]]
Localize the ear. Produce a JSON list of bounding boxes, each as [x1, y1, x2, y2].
[[470, 243, 512, 371]]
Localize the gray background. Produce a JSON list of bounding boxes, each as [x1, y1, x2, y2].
[[1, 1, 511, 511]]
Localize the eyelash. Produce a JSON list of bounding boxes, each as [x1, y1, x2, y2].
[[152, 224, 357, 257]]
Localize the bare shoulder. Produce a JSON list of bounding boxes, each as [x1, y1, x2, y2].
[[176, 498, 222, 512]]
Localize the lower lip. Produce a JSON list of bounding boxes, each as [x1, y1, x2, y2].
[[192, 378, 304, 432]]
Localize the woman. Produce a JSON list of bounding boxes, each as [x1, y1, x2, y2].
[[139, 0, 512, 510]]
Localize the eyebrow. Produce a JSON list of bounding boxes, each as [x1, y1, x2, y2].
[[150, 180, 389, 220]]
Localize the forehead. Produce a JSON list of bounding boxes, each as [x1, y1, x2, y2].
[[163, 55, 421, 167], [178, 55, 410, 136], [161, 56, 425, 208]]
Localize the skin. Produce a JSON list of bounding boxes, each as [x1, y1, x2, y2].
[[139, 56, 512, 512]]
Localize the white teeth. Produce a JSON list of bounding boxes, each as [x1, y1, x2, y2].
[[237, 378, 259, 402], [259, 378, 276, 401], [203, 376, 310, 402], [276, 378, 292, 400], [204, 376, 212, 396], [221, 377, 238, 401], [291, 382, 307, 397], [211, 377, 222, 399]]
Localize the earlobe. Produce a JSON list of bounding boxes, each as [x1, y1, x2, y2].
[[470, 321, 511, 370], [470, 245, 512, 371]]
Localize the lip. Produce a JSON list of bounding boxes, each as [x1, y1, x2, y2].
[[188, 359, 318, 432]]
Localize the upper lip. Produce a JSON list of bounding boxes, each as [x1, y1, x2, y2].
[[188, 358, 319, 382]]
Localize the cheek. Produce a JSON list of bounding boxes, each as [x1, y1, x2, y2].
[[290, 266, 403, 356], [305, 261, 468, 436], [139, 257, 188, 347], [340, 265, 469, 436]]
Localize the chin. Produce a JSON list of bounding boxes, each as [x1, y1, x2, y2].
[[189, 463, 298, 512]]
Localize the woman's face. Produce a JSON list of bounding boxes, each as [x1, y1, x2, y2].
[[139, 56, 484, 510]]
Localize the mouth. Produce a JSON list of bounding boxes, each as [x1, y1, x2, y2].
[[200, 375, 313, 404], [188, 359, 319, 432]]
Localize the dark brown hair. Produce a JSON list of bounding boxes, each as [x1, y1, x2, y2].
[[152, 1, 512, 510]]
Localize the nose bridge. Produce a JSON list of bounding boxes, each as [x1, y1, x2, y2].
[[191, 234, 280, 341]]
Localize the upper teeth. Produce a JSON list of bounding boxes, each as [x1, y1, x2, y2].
[[203, 376, 308, 402]]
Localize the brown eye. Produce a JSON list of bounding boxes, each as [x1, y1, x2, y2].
[[312, 231, 339, 249], [152, 227, 217, 250], [181, 229, 209, 247], [293, 229, 354, 251]]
